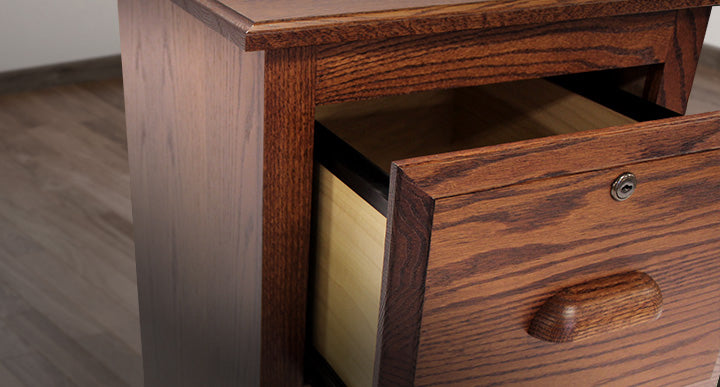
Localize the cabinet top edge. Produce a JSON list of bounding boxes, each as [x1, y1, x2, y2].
[[173, 0, 720, 51]]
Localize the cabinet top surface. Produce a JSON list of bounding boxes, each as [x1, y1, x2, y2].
[[219, 0, 711, 22], [186, 0, 719, 50], [220, 0, 507, 21]]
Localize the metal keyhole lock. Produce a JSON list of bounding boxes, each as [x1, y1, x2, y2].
[[611, 173, 637, 201]]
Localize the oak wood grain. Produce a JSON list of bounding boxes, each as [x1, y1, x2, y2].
[[119, 0, 263, 385], [316, 12, 676, 105], [373, 167, 434, 386], [170, 0, 252, 48], [650, 7, 711, 114], [175, 0, 720, 51], [2, 43, 720, 387], [315, 108, 720, 385], [263, 46, 317, 387], [397, 111, 720, 198], [528, 271, 664, 343], [315, 77, 652, 386], [414, 150, 720, 385]]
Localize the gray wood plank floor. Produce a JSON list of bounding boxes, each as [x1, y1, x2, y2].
[[0, 79, 141, 387], [0, 47, 717, 387]]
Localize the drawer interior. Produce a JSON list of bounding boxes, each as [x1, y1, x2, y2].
[[316, 78, 638, 176], [309, 79, 681, 387]]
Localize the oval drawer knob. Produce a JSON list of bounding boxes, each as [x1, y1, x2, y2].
[[528, 271, 663, 343]]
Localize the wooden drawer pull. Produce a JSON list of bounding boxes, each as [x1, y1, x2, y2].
[[528, 271, 663, 343]]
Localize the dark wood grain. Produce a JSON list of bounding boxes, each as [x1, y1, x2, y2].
[[649, 7, 712, 114], [370, 110, 720, 386], [3, 41, 720, 386], [315, 123, 389, 216], [263, 46, 316, 387], [412, 150, 720, 385], [171, 0, 720, 51], [316, 12, 676, 105], [528, 271, 663, 343], [119, 0, 263, 385], [373, 167, 434, 386], [170, 0, 253, 48], [396, 111, 720, 198]]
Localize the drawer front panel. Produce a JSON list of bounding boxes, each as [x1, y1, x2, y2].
[[416, 150, 720, 386]]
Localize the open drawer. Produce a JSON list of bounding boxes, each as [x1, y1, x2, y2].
[[310, 79, 720, 387]]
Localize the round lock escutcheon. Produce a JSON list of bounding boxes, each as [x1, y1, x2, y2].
[[611, 173, 637, 201]]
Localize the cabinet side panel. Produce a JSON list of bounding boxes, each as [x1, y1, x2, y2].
[[118, 0, 264, 385]]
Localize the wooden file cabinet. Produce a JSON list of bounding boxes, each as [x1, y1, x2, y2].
[[118, 1, 720, 385]]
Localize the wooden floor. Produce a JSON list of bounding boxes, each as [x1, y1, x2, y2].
[[688, 48, 720, 115], [0, 49, 717, 386], [0, 79, 140, 387]]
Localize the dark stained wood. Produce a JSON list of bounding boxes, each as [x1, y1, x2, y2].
[[413, 150, 720, 385], [316, 12, 676, 105], [528, 272, 663, 343], [119, 0, 263, 385], [263, 46, 316, 387], [170, 0, 252, 49], [2, 42, 720, 386], [368, 110, 720, 386], [0, 56, 122, 95], [550, 72, 681, 122], [315, 123, 389, 216], [304, 349, 346, 387], [373, 167, 434, 386], [396, 111, 720, 198], [174, 0, 720, 51], [316, 78, 636, 175], [120, 1, 720, 385], [649, 7, 711, 114]]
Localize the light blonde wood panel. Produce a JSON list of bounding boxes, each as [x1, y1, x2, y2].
[[312, 165, 386, 387], [119, 0, 264, 385], [316, 79, 635, 172]]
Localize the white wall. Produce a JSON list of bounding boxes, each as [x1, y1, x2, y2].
[[706, 7, 720, 48], [0, 2, 717, 73], [0, 0, 121, 73]]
